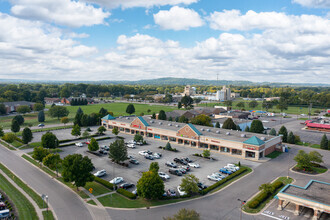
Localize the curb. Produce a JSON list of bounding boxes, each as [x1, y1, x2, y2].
[[289, 165, 328, 177]]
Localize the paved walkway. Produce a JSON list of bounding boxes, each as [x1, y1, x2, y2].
[[0, 169, 44, 220]]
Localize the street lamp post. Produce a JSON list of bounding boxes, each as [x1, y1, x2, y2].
[[237, 199, 246, 220]]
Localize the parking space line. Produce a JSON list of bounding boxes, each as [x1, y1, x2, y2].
[[261, 213, 283, 220]]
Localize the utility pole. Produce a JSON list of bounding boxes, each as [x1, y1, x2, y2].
[[238, 199, 246, 220]]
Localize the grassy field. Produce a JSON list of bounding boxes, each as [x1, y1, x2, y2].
[[87, 200, 97, 205], [0, 102, 176, 129], [0, 173, 38, 220], [42, 210, 55, 220], [198, 99, 324, 115], [243, 177, 293, 213], [84, 181, 111, 196], [265, 151, 283, 159], [0, 163, 45, 209]]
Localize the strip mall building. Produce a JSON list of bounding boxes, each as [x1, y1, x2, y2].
[[102, 115, 282, 161]]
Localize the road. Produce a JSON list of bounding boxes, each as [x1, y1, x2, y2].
[[105, 145, 330, 220], [0, 146, 95, 220]]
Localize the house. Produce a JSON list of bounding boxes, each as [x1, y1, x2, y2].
[[2, 101, 35, 114], [44, 98, 61, 105]]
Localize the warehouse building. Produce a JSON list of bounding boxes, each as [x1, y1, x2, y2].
[[102, 115, 282, 160]]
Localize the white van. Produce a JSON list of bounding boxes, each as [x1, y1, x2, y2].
[[0, 209, 10, 218]]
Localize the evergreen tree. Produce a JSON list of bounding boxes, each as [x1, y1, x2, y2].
[[168, 116, 173, 121], [178, 102, 182, 109], [215, 122, 220, 128], [287, 131, 295, 144], [41, 132, 59, 149], [151, 112, 156, 119], [0, 127, 4, 137], [158, 110, 167, 120], [278, 126, 288, 143], [81, 114, 89, 127], [88, 138, 99, 151], [13, 115, 24, 125], [244, 126, 250, 132], [71, 124, 81, 137], [11, 119, 20, 133], [249, 120, 264, 134], [112, 127, 119, 136], [149, 162, 159, 173], [99, 107, 108, 117], [126, 104, 135, 115], [320, 134, 328, 150], [38, 110, 45, 122], [22, 127, 33, 144], [108, 140, 127, 163], [222, 118, 237, 130], [269, 128, 276, 136]]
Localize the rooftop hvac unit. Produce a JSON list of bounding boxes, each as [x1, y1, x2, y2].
[[261, 137, 266, 141], [159, 122, 162, 125], [241, 134, 246, 138], [175, 125, 179, 127], [150, 120, 154, 123], [168, 123, 172, 126], [119, 116, 123, 118], [201, 128, 204, 131], [226, 132, 230, 135], [126, 117, 129, 120], [216, 130, 220, 134], [206, 129, 210, 132]]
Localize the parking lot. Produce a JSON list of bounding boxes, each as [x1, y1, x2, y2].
[[32, 128, 261, 195]]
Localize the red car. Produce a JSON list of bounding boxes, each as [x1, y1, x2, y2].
[[85, 141, 90, 145]]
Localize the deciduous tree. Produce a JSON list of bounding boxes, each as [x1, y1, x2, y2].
[[16, 105, 31, 114], [43, 153, 61, 170], [190, 114, 212, 127], [88, 138, 99, 152], [22, 127, 33, 144], [222, 118, 237, 130], [164, 208, 200, 220], [11, 119, 20, 133], [33, 103, 44, 111], [137, 171, 164, 200], [32, 146, 50, 164], [134, 134, 143, 143], [180, 174, 199, 195], [97, 126, 106, 135], [108, 139, 127, 163], [249, 120, 264, 134], [61, 117, 69, 125], [112, 127, 119, 136], [149, 162, 159, 173], [49, 106, 69, 120], [71, 124, 81, 137], [41, 132, 59, 149]]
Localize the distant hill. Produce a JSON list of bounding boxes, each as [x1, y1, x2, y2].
[[0, 77, 329, 87]]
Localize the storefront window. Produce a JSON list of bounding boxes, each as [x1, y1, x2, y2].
[[184, 140, 190, 145], [162, 136, 168, 140], [232, 149, 242, 155], [147, 133, 153, 137], [125, 128, 130, 133], [220, 147, 230, 153], [199, 143, 208, 149], [178, 139, 183, 144], [131, 130, 134, 134], [191, 141, 196, 147], [120, 128, 124, 131], [246, 151, 255, 158], [154, 134, 160, 139], [170, 137, 176, 142], [210, 145, 219, 150]]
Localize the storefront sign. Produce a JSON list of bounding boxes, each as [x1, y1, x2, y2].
[[148, 128, 152, 131], [211, 140, 220, 143]]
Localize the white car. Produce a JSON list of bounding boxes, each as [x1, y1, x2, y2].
[[227, 164, 240, 170], [138, 151, 149, 156], [224, 166, 237, 172], [101, 145, 109, 151], [110, 177, 124, 184], [127, 140, 137, 144], [158, 172, 170, 180], [75, 142, 83, 147], [177, 186, 187, 196], [94, 169, 106, 177], [188, 163, 200, 168], [207, 174, 222, 182], [153, 153, 161, 159], [127, 143, 136, 148], [212, 172, 225, 179]]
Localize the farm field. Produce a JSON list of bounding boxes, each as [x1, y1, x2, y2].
[[0, 102, 176, 130], [198, 98, 325, 115]]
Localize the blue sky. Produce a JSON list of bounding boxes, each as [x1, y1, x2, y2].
[[0, 0, 329, 83]]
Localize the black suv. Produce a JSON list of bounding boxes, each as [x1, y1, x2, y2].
[[169, 169, 182, 176], [174, 158, 187, 165]]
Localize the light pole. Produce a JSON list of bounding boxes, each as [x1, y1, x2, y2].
[[237, 199, 246, 220]]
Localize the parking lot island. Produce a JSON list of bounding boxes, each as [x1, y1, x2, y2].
[[102, 115, 283, 161]]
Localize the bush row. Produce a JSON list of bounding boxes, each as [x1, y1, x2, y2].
[[116, 188, 136, 199], [158, 146, 179, 152], [94, 176, 114, 190], [59, 143, 75, 148], [95, 137, 111, 141], [201, 168, 247, 195], [58, 133, 104, 143], [247, 180, 284, 209]]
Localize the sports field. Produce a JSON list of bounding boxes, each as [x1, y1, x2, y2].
[[0, 102, 175, 130]]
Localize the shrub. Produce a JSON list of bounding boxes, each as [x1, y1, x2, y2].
[[248, 200, 260, 209], [117, 188, 137, 199], [2, 133, 16, 143], [94, 176, 114, 190]]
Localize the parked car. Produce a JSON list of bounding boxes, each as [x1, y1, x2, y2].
[[183, 157, 192, 163], [219, 168, 233, 175], [110, 177, 124, 184], [127, 143, 136, 148], [212, 172, 225, 179], [153, 153, 162, 159], [38, 123, 45, 127], [188, 163, 200, 168], [167, 189, 177, 197], [207, 174, 222, 182], [169, 169, 182, 176], [145, 154, 154, 160], [177, 186, 187, 196], [178, 168, 187, 174], [138, 150, 149, 156], [101, 145, 109, 151], [158, 172, 170, 180], [146, 150, 153, 155], [197, 182, 207, 190], [85, 141, 90, 145], [165, 161, 177, 168], [98, 149, 108, 155], [119, 183, 134, 189], [136, 142, 143, 146], [129, 159, 139, 165], [0, 201, 5, 209], [75, 142, 83, 147], [224, 166, 237, 172], [174, 158, 187, 165], [126, 140, 136, 145], [127, 155, 135, 159], [227, 164, 240, 170], [180, 166, 190, 171], [93, 169, 106, 177]]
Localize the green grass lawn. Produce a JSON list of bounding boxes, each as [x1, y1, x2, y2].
[[243, 177, 293, 214], [84, 181, 111, 196], [11, 140, 24, 148], [0, 162, 45, 209], [0, 173, 38, 220], [0, 140, 16, 150], [198, 99, 324, 115], [265, 151, 283, 159], [294, 164, 328, 174], [0, 103, 175, 130], [87, 200, 97, 205], [42, 210, 55, 220]]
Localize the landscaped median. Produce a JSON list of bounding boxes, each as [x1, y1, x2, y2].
[[242, 177, 293, 214], [97, 165, 252, 209]]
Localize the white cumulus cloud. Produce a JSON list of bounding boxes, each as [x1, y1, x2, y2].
[[10, 0, 110, 27], [153, 6, 204, 30], [292, 0, 330, 8], [82, 0, 198, 9]]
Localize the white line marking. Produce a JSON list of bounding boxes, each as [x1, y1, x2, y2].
[[261, 213, 283, 220]]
